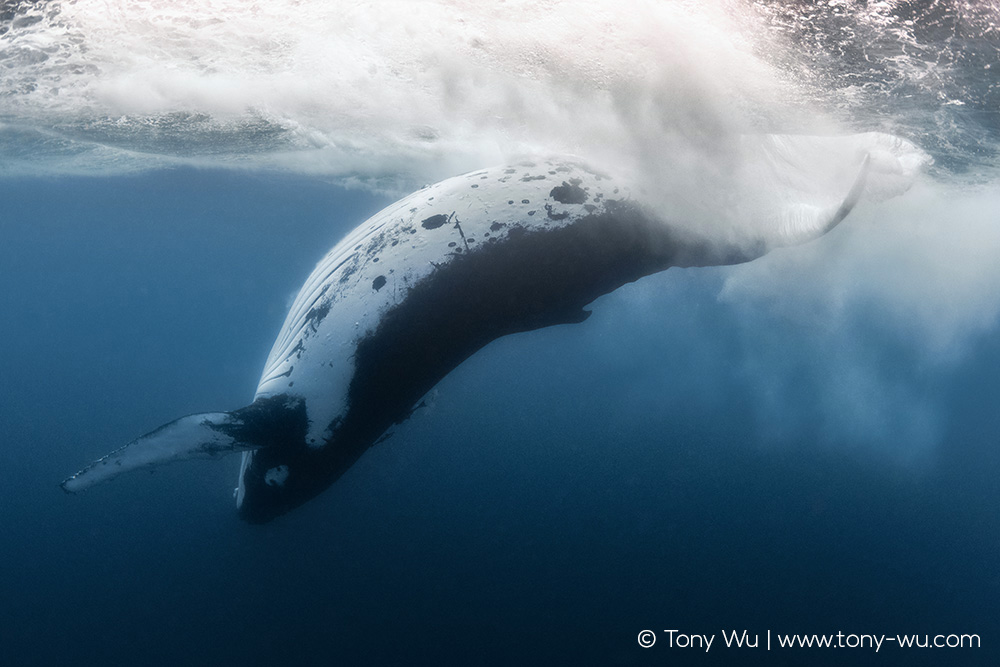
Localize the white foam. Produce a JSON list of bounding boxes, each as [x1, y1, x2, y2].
[[718, 178, 1000, 457], [0, 0, 818, 184]]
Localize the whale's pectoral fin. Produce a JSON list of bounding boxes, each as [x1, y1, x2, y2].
[[61, 411, 261, 493]]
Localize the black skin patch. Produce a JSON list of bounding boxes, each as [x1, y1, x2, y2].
[[305, 302, 331, 332], [372, 275, 387, 291], [421, 214, 450, 230], [549, 179, 589, 205], [213, 395, 308, 452], [545, 204, 569, 221]]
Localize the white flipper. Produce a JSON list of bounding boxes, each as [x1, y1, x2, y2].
[[61, 412, 259, 493]]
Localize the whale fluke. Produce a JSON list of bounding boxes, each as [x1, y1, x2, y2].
[[774, 152, 871, 247]]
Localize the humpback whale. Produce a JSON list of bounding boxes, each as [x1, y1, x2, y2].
[[62, 153, 872, 523]]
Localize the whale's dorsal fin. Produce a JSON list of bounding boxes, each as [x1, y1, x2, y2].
[[60, 412, 259, 493]]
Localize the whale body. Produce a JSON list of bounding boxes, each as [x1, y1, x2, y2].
[[62, 154, 870, 523]]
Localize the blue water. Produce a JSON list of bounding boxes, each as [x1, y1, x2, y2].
[[2, 168, 997, 665], [3, 1, 1000, 665]]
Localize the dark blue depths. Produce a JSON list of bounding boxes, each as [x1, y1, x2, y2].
[[0, 170, 997, 666]]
